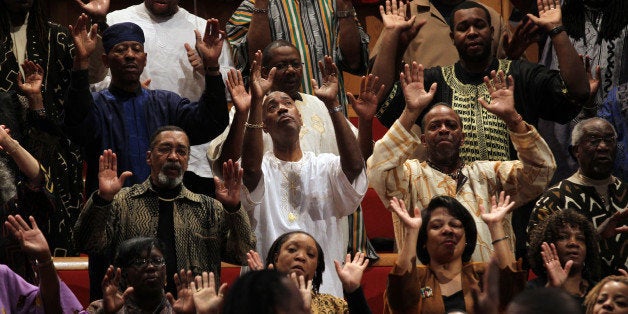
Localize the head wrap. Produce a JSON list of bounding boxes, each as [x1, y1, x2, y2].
[[102, 22, 145, 54]]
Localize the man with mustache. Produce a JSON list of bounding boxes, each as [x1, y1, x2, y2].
[[372, 0, 588, 262], [529, 117, 628, 277], [74, 126, 255, 297], [373, 0, 589, 163], [64, 17, 230, 300], [77, 0, 235, 195], [368, 63, 556, 263], [65, 18, 229, 195]]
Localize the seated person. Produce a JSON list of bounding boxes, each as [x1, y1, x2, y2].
[[367, 62, 556, 260], [222, 269, 308, 314], [87, 236, 210, 313], [2, 215, 83, 313], [584, 275, 628, 314], [505, 287, 584, 314], [247, 231, 371, 313], [1, 60, 79, 282], [529, 117, 628, 277], [74, 127, 254, 296], [384, 193, 526, 313], [527, 210, 601, 306]]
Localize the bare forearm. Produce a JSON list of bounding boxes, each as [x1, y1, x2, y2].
[[488, 223, 515, 269], [396, 229, 418, 273], [216, 112, 248, 174], [337, 10, 364, 71], [371, 29, 402, 97], [331, 108, 364, 182], [552, 32, 589, 102], [246, 1, 272, 67], [242, 103, 264, 191], [37, 257, 63, 314], [399, 108, 421, 132], [4, 139, 42, 186], [357, 117, 373, 159]]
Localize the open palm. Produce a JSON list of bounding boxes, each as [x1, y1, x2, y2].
[[401, 62, 436, 113]]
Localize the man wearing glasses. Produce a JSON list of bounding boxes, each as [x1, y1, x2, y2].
[[529, 117, 628, 278], [74, 126, 255, 296]]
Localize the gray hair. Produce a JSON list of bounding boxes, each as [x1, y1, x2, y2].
[[570, 117, 616, 146], [0, 157, 17, 203]]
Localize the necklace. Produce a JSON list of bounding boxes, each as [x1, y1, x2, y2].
[[278, 158, 303, 223], [426, 160, 465, 180]]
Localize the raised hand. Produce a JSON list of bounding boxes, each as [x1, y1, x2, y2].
[[527, 0, 562, 31], [380, 0, 415, 32], [503, 18, 541, 60], [480, 191, 515, 226], [334, 252, 369, 293], [400, 62, 437, 114], [312, 56, 340, 107], [195, 19, 225, 70], [5, 215, 50, 261], [389, 197, 422, 233], [289, 273, 312, 312], [185, 43, 205, 75], [226, 69, 251, 114], [97, 149, 133, 201], [541, 242, 572, 287], [347, 74, 385, 121], [168, 269, 195, 314], [191, 272, 226, 314], [69, 13, 99, 62], [17, 60, 44, 96], [102, 265, 133, 313], [214, 159, 242, 209], [246, 250, 265, 271], [73, 0, 109, 19], [478, 70, 517, 121], [250, 50, 274, 101], [597, 209, 628, 239], [579, 54, 602, 115]]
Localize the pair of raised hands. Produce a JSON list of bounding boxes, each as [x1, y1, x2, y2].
[[102, 267, 226, 314], [246, 250, 369, 310], [96, 149, 242, 208], [226, 50, 385, 121]]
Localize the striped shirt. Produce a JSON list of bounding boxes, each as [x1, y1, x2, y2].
[[227, 0, 370, 109]]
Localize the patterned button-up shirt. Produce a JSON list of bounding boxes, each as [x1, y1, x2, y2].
[[367, 120, 556, 262], [74, 179, 255, 282]]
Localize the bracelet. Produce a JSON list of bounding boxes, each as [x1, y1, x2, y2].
[[336, 8, 356, 18], [491, 235, 510, 245], [548, 25, 566, 37], [328, 105, 343, 114], [206, 66, 220, 72], [252, 7, 268, 14], [245, 122, 264, 129]]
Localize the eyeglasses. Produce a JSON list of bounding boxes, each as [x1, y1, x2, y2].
[[130, 257, 166, 269], [582, 135, 617, 147], [271, 62, 303, 71], [153, 145, 189, 157]]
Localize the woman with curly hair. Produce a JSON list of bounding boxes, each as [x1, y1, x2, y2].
[[527, 209, 601, 305], [584, 275, 628, 314]]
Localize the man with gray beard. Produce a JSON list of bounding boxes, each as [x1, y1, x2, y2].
[[74, 126, 255, 296]]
